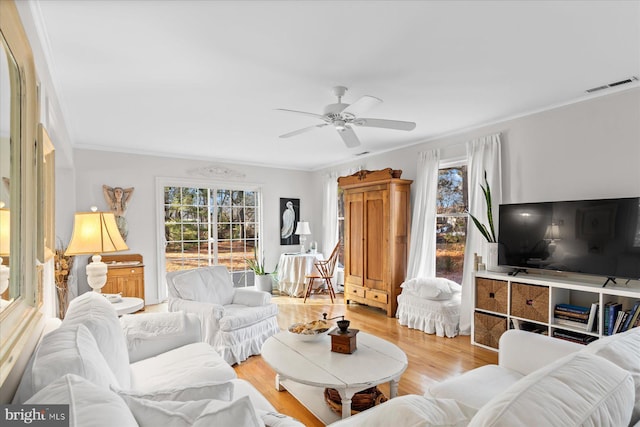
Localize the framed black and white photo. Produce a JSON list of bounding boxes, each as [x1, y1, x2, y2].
[[280, 198, 300, 245]]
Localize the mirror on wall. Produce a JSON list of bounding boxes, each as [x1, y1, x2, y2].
[[0, 29, 20, 311], [1, 0, 43, 389]]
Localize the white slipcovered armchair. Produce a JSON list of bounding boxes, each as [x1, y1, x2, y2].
[[396, 277, 462, 338], [166, 266, 280, 365]]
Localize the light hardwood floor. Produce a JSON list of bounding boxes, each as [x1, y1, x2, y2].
[[147, 294, 497, 426]]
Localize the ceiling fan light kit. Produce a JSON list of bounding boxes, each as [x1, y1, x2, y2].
[[277, 86, 416, 148]]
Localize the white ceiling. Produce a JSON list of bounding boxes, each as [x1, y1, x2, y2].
[[33, 0, 640, 171]]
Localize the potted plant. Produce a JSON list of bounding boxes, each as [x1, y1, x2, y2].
[[468, 171, 499, 270], [246, 247, 275, 293]]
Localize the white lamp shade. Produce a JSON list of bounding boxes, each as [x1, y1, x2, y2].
[[544, 224, 561, 241], [295, 221, 311, 235], [0, 208, 9, 256], [65, 211, 128, 256]]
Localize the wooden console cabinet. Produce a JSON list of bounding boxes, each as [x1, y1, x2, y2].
[[338, 168, 412, 317], [101, 254, 145, 304]]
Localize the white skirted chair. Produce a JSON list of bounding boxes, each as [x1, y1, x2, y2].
[[166, 266, 280, 365], [396, 277, 462, 338]]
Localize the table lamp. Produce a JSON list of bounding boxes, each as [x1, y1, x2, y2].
[[544, 223, 561, 254], [0, 208, 9, 294], [295, 221, 311, 253], [65, 207, 128, 292], [544, 223, 560, 242]]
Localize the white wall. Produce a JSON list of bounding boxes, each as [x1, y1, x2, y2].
[[70, 150, 317, 303], [65, 88, 640, 305], [313, 88, 640, 208]]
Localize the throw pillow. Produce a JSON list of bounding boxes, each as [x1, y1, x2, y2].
[[119, 395, 211, 427], [328, 395, 471, 427], [401, 277, 462, 301], [192, 396, 263, 427], [114, 380, 234, 402], [583, 326, 640, 425], [13, 324, 119, 403], [62, 291, 131, 389], [119, 395, 263, 427], [25, 374, 137, 427]]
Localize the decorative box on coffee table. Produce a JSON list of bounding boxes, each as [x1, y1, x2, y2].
[[329, 329, 359, 354]]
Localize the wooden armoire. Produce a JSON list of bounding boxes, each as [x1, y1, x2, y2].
[[338, 168, 412, 317]]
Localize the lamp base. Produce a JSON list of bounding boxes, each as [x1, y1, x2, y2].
[[300, 236, 307, 254], [86, 254, 108, 293]]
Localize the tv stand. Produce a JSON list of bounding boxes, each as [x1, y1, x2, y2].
[[472, 271, 640, 351], [602, 277, 617, 288], [508, 268, 528, 277]]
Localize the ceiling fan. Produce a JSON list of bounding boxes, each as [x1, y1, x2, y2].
[[276, 86, 416, 148]]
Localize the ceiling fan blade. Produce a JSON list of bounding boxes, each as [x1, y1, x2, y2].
[[352, 118, 416, 131], [279, 123, 328, 138], [337, 127, 361, 148], [275, 108, 329, 122], [341, 95, 382, 117]]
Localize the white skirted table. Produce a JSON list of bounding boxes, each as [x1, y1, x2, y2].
[[276, 253, 323, 297]]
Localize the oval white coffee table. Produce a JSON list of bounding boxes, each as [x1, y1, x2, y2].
[[261, 330, 407, 423]]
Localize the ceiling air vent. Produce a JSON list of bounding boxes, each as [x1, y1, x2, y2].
[[586, 76, 638, 93], [355, 151, 370, 157]]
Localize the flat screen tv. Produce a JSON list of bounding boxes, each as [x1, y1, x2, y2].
[[498, 197, 640, 282]]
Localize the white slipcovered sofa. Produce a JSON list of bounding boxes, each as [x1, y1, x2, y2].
[[329, 327, 640, 426], [166, 266, 280, 365], [13, 292, 302, 427]]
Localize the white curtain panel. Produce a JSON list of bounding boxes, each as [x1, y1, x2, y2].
[[321, 171, 340, 257], [459, 133, 502, 335], [406, 149, 440, 279]]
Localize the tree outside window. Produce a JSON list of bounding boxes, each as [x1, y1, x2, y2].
[[436, 166, 468, 283], [164, 186, 260, 287]]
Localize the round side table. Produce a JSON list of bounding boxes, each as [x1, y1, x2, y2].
[[111, 297, 144, 316]]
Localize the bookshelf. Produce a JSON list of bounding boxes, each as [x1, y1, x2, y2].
[[472, 271, 640, 351]]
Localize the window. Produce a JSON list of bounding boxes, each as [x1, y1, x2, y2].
[[436, 165, 468, 283], [163, 185, 261, 287]]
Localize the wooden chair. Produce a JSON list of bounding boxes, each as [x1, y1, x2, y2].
[[303, 243, 340, 303]]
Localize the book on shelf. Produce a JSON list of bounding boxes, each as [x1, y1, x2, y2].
[[552, 330, 598, 345], [586, 302, 599, 333], [603, 302, 613, 335], [554, 317, 589, 330], [621, 300, 640, 332], [607, 303, 623, 335], [553, 310, 590, 321], [554, 313, 588, 323], [554, 303, 590, 315], [612, 310, 627, 334]]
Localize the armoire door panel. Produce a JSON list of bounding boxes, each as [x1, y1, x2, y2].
[[346, 193, 363, 285], [364, 192, 385, 289]]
